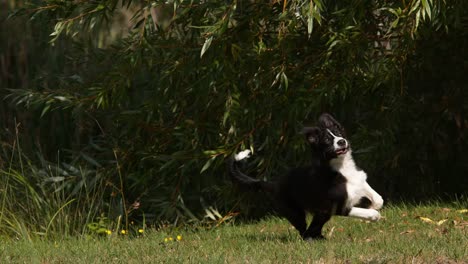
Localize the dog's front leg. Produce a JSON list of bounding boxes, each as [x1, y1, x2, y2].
[[363, 182, 384, 210], [348, 207, 381, 221]]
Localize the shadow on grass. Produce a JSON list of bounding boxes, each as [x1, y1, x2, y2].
[[241, 233, 294, 243], [232, 231, 327, 243]]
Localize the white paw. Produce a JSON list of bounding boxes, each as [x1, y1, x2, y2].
[[349, 207, 381, 222], [373, 195, 384, 210], [368, 209, 381, 222]]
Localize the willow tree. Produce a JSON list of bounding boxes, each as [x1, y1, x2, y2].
[[6, 0, 468, 224]]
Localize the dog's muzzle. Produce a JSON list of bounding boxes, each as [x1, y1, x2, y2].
[[335, 147, 348, 155], [335, 139, 349, 155], [327, 129, 349, 156]]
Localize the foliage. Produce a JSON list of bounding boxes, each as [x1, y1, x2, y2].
[[1, 0, 468, 230]]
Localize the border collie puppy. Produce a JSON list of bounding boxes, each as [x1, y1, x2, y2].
[[228, 113, 384, 240]]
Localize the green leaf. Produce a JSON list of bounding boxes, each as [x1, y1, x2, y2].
[[44, 176, 65, 183], [81, 153, 102, 168], [200, 36, 213, 58], [307, 15, 313, 36], [95, 4, 105, 11], [40, 104, 51, 118], [281, 72, 289, 90], [421, 0, 431, 20], [391, 17, 400, 29], [409, 0, 421, 15], [200, 156, 216, 174], [307, 0, 315, 36], [222, 110, 230, 126]]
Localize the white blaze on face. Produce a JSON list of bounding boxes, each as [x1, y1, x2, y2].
[[327, 129, 348, 150]]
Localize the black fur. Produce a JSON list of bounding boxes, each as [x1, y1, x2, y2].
[[228, 113, 381, 240]]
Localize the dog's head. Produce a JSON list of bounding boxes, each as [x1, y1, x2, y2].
[[302, 113, 350, 160]]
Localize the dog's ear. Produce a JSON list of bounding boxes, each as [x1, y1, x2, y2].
[[302, 126, 321, 145], [318, 113, 344, 132]]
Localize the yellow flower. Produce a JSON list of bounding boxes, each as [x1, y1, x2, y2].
[[106, 230, 112, 235], [164, 238, 169, 242], [168, 237, 173, 241], [176, 235, 182, 241], [120, 230, 127, 235], [138, 229, 144, 234]]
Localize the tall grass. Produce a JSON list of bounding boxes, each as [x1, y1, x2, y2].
[[0, 166, 108, 240], [0, 131, 108, 240]]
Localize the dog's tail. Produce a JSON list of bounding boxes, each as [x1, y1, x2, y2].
[[227, 150, 276, 193]]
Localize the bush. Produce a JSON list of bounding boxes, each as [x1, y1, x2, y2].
[[1, 0, 467, 230]]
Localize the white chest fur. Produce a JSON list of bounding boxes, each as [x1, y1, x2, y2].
[[330, 152, 370, 208]]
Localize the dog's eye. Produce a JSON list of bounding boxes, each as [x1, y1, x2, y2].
[[333, 131, 343, 137]]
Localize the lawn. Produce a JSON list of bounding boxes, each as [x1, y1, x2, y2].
[[0, 204, 467, 263]]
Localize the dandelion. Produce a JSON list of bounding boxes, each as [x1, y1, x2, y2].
[[164, 238, 169, 242], [106, 230, 112, 235], [120, 230, 127, 235], [176, 235, 182, 241], [168, 237, 173, 241], [138, 229, 144, 234]]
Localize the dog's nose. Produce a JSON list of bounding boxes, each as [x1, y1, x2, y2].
[[337, 139, 347, 147]]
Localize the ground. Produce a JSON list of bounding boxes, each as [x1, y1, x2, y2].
[[0, 204, 467, 263]]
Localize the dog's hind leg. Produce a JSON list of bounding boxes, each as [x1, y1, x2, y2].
[[303, 213, 331, 240], [278, 202, 307, 237]]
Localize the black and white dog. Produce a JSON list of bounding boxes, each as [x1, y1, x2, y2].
[[228, 113, 383, 240]]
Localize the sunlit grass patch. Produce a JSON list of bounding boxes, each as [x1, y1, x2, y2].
[[1, 202, 466, 263]]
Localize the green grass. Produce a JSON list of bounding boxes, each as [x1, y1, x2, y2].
[[0, 204, 467, 263]]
